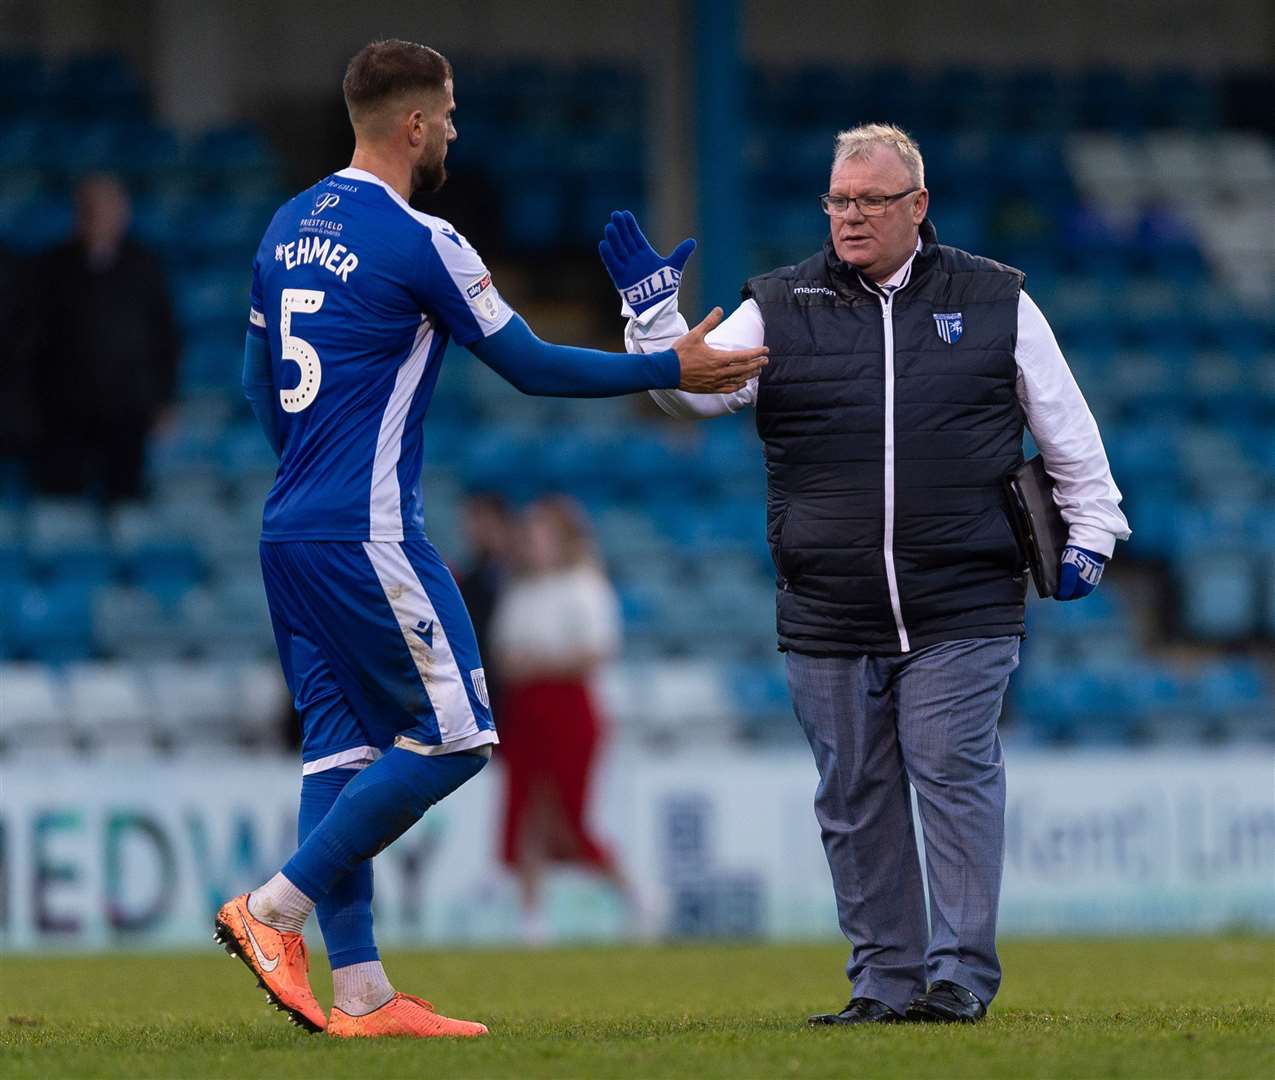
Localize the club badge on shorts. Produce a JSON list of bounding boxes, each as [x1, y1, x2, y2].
[[933, 311, 964, 344], [470, 668, 490, 709]]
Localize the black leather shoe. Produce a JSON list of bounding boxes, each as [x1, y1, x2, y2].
[[808, 997, 904, 1026], [905, 980, 986, 1023]]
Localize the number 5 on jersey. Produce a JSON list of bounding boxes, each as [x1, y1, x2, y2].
[[280, 288, 325, 413]]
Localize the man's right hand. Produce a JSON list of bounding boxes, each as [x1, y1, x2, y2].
[[672, 307, 768, 393]]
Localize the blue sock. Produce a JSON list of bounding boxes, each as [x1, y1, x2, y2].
[[299, 768, 378, 969], [284, 747, 488, 903]]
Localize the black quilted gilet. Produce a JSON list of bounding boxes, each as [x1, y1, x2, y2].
[[744, 229, 1028, 655]]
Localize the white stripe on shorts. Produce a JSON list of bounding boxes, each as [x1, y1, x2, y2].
[[301, 744, 382, 775], [394, 728, 497, 757], [362, 541, 479, 744]]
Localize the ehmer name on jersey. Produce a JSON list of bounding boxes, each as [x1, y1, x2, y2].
[[274, 236, 360, 282]]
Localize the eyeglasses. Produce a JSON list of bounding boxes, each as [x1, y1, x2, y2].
[[819, 188, 919, 216]]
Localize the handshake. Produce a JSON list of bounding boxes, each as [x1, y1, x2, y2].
[[598, 210, 766, 395], [601, 212, 1111, 606]]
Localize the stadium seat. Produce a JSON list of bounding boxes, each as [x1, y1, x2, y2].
[[179, 582, 274, 659], [121, 126, 184, 184], [730, 658, 795, 741], [0, 192, 71, 249], [0, 52, 45, 111], [643, 659, 735, 741], [172, 268, 246, 330], [0, 662, 76, 756], [220, 421, 279, 475], [12, 582, 96, 661], [190, 124, 276, 173], [595, 662, 650, 735], [0, 538, 29, 590], [177, 335, 241, 394], [93, 585, 191, 659], [235, 661, 291, 745], [28, 498, 101, 546], [125, 539, 205, 601], [1177, 553, 1259, 640], [145, 661, 241, 747], [64, 661, 156, 752], [1012, 664, 1137, 745], [38, 539, 117, 590], [1195, 658, 1269, 718], [52, 53, 145, 119]]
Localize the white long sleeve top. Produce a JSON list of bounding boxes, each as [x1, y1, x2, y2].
[[491, 563, 622, 669], [629, 248, 1131, 556]]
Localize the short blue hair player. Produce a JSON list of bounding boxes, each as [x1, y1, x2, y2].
[[213, 39, 767, 1039]]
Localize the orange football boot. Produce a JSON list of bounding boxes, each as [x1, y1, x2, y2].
[[213, 892, 326, 1033], [327, 993, 489, 1038]]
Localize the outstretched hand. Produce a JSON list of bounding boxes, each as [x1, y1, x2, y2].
[[672, 307, 767, 394], [599, 210, 697, 316]]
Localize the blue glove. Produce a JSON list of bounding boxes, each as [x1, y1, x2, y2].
[[1055, 545, 1106, 601], [598, 210, 696, 317]]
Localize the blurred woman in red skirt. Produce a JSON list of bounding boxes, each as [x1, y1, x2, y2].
[[490, 495, 630, 942]]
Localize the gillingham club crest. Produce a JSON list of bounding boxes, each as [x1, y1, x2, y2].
[[933, 311, 964, 344]]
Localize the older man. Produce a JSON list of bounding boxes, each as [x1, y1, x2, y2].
[[600, 124, 1129, 1024]]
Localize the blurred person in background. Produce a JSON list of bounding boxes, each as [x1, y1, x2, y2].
[[455, 490, 516, 712], [218, 38, 766, 1042], [23, 173, 178, 502], [602, 124, 1129, 1025], [490, 496, 631, 943]]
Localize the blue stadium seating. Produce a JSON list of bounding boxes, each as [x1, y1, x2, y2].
[[11, 582, 96, 662], [0, 53, 1271, 749]]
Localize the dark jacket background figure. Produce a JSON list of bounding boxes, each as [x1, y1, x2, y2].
[[24, 175, 178, 503]]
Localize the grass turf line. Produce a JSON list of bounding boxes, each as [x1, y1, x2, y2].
[[1, 937, 1271, 1079]]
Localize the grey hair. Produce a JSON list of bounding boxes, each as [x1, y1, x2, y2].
[[832, 123, 925, 187]]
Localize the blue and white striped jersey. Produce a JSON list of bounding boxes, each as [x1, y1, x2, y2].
[[248, 167, 513, 541]]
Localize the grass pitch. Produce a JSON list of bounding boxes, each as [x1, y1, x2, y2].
[[1, 937, 1271, 1079]]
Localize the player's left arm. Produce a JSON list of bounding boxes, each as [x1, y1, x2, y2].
[[415, 222, 762, 397], [1015, 289, 1130, 598], [242, 258, 282, 457], [472, 314, 681, 398]]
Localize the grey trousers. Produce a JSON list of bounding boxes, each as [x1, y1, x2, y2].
[[786, 636, 1020, 1014]]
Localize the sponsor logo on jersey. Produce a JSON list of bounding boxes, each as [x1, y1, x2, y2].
[[466, 273, 502, 322], [793, 286, 835, 296], [300, 192, 346, 237], [299, 217, 343, 237]]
